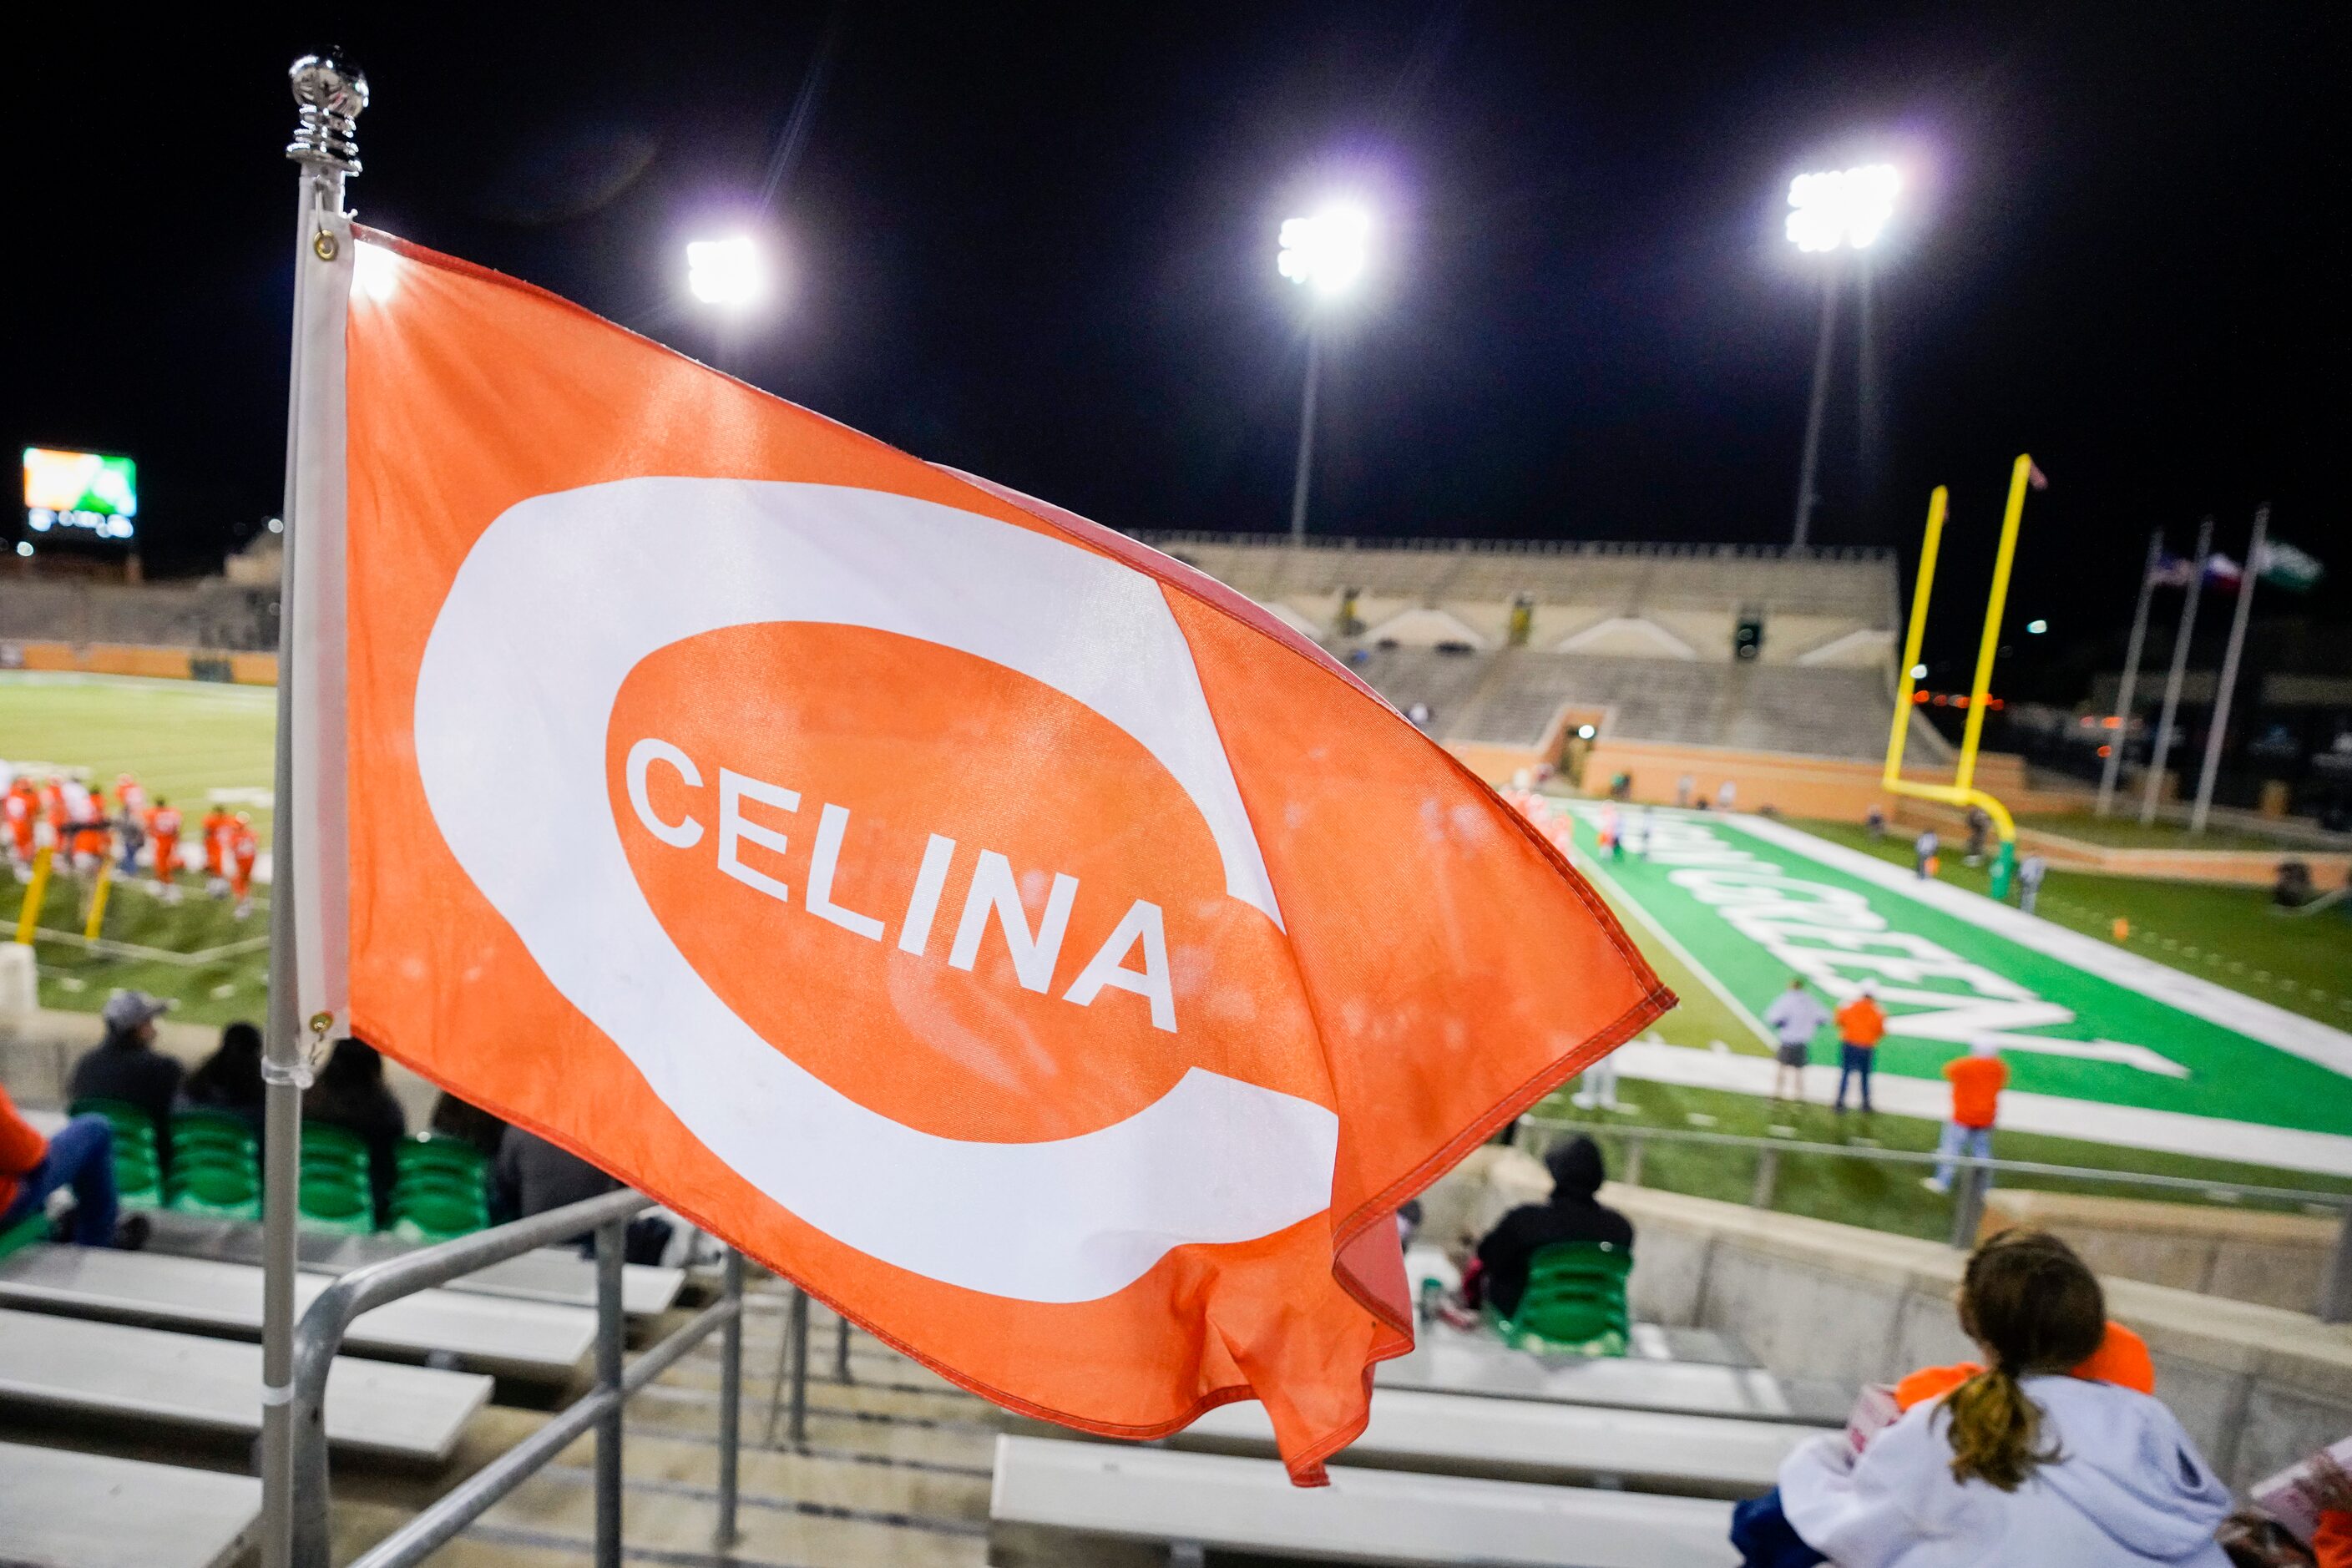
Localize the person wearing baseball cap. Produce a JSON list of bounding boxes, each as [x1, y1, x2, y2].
[[67, 991, 184, 1156]]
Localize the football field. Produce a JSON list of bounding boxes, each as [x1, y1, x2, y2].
[[1553, 802, 2352, 1178], [0, 671, 276, 844]]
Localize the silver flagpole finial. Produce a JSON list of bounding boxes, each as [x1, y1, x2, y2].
[[287, 52, 367, 174]]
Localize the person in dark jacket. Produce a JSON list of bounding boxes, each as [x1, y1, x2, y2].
[[1474, 1136, 1634, 1318], [427, 1091, 509, 1161], [68, 991, 184, 1152], [179, 1020, 266, 1135], [496, 1127, 672, 1262], [303, 1039, 407, 1225]]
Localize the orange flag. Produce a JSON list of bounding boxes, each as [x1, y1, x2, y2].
[[297, 223, 1669, 1482]]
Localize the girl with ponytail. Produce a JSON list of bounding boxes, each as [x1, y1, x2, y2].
[[1765, 1227, 2233, 1566]]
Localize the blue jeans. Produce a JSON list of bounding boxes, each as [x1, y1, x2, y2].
[[0, 1114, 119, 1246], [1834, 1044, 1874, 1111], [1935, 1121, 1993, 1189]]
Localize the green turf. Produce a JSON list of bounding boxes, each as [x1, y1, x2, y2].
[[2017, 812, 2320, 852], [1537, 1079, 2352, 1243], [1797, 818, 2352, 1029], [0, 671, 276, 846], [0, 870, 270, 1028]]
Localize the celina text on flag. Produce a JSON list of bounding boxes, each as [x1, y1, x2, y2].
[[292, 223, 1670, 1483]]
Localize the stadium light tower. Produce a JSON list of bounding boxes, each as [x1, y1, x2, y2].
[[1277, 205, 1370, 545], [1785, 164, 1899, 549]]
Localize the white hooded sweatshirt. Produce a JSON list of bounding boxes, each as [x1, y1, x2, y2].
[[1778, 1375, 2232, 1567]]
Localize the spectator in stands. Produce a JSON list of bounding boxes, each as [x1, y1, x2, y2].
[[1833, 982, 1887, 1116], [0, 1082, 144, 1248], [1925, 1037, 2008, 1195], [428, 1090, 509, 1160], [1471, 1136, 1632, 1318], [495, 1125, 672, 1262], [179, 1020, 266, 1136], [1763, 977, 1829, 1103], [304, 1039, 407, 1225], [1759, 1228, 2231, 1566], [68, 990, 182, 1152], [1914, 827, 1939, 879]]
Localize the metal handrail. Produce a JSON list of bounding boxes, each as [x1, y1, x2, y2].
[[286, 1190, 744, 1568], [1519, 1113, 2352, 1323]]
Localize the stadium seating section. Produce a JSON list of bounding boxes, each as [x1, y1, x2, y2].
[[1146, 533, 1948, 764]]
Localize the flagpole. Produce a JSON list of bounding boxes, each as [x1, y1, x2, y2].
[[2190, 504, 2267, 834], [263, 52, 365, 1568], [2140, 516, 2212, 827], [2096, 532, 2162, 817]]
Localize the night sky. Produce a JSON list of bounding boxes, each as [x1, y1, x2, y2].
[[4, 4, 2343, 675]]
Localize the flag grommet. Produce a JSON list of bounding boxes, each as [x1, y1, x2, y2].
[[312, 230, 339, 261]]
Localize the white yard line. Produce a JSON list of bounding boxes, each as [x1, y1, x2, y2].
[[1730, 814, 2352, 1080], [1607, 1039, 2352, 1179]]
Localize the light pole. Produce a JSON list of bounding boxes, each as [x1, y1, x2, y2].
[[1785, 164, 1898, 549], [1276, 205, 1369, 545]]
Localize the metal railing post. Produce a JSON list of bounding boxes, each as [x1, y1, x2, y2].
[[2321, 1209, 2352, 1324], [1750, 1146, 1779, 1211], [594, 1219, 625, 1568], [1621, 1130, 1646, 1187], [1950, 1162, 1989, 1250], [716, 1251, 744, 1547], [788, 1284, 811, 1448], [835, 1312, 852, 1383]]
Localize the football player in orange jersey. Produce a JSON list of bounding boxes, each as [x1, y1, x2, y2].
[[202, 804, 235, 898], [229, 813, 260, 919], [148, 798, 184, 903]]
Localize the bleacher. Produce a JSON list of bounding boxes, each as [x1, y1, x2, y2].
[[0, 578, 277, 653], [1139, 533, 1949, 766]]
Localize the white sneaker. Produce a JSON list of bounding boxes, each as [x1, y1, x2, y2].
[[1921, 1177, 1949, 1195]]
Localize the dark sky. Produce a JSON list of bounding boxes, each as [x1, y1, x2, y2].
[[5, 3, 2344, 670]]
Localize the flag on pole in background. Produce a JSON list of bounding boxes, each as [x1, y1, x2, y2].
[[2147, 549, 2198, 589], [2203, 553, 2245, 592], [2255, 538, 2325, 593], [286, 220, 1671, 1485]]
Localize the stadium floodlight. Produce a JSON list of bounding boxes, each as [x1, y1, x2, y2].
[[2026, 619, 2048, 635], [352, 241, 399, 302], [1277, 206, 1371, 299], [13, 541, 29, 558], [1786, 164, 1900, 254], [686, 236, 766, 308], [1910, 662, 1929, 680]]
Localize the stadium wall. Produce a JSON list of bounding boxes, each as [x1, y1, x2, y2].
[[1612, 1183, 2349, 1492], [0, 639, 277, 685]]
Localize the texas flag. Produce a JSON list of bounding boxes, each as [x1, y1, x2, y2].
[[282, 215, 1670, 1483]]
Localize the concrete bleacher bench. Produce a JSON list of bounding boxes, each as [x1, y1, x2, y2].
[[0, 1440, 264, 1568], [1178, 1385, 1823, 1495], [0, 1308, 489, 1460], [0, 1245, 594, 1379], [993, 1434, 1739, 1567], [1378, 1324, 1804, 1422]]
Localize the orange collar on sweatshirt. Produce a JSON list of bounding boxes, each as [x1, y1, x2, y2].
[[1893, 1321, 2156, 1410]]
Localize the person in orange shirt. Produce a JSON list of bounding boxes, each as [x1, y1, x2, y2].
[[148, 798, 184, 903], [68, 784, 110, 878], [202, 804, 235, 897], [228, 813, 260, 918], [1832, 980, 1888, 1115], [0, 1080, 140, 1248], [1893, 1315, 2157, 1410], [1925, 1036, 2008, 1194]]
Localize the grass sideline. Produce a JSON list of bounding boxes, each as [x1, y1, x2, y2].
[[1796, 817, 2352, 1029], [0, 873, 269, 1029], [1535, 1077, 2352, 1242], [2018, 811, 2333, 852]]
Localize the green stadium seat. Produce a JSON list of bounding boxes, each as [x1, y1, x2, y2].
[[0, 1211, 48, 1261], [1485, 1241, 1631, 1359], [68, 1097, 164, 1211], [297, 1124, 378, 1233], [167, 1116, 264, 1221], [390, 1135, 492, 1242]]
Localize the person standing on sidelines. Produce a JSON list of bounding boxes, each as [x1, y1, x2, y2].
[[228, 813, 259, 919], [1913, 827, 1939, 879], [2017, 852, 2047, 914], [202, 803, 234, 898], [1833, 981, 1887, 1115], [1595, 801, 1621, 861], [3, 778, 34, 877], [1925, 1038, 2009, 1195], [148, 798, 184, 902], [1761, 977, 1829, 1103]]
